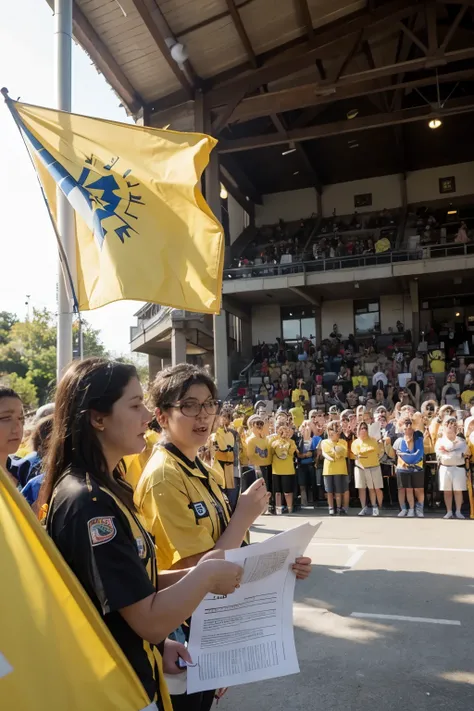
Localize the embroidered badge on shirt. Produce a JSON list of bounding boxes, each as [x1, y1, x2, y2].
[[135, 536, 146, 558], [255, 446, 268, 458], [192, 501, 209, 519], [88, 517, 117, 546]]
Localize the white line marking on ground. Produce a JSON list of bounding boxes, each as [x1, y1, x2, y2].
[[309, 542, 474, 553], [344, 549, 366, 568], [350, 612, 461, 626]]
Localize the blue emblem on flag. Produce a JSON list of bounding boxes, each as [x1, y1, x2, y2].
[[16, 114, 144, 249]]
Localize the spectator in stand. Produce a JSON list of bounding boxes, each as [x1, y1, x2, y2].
[[372, 367, 388, 389], [441, 371, 460, 408], [291, 379, 309, 405], [386, 414, 425, 518], [352, 421, 384, 516], [455, 222, 469, 243], [435, 416, 469, 519], [321, 421, 349, 516]]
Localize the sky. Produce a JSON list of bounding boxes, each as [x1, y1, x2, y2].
[[0, 0, 145, 355]]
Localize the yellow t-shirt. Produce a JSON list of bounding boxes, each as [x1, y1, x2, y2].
[[123, 430, 160, 490], [232, 417, 244, 430], [134, 445, 231, 570], [291, 388, 309, 403], [352, 375, 368, 388], [461, 389, 474, 405], [431, 360, 445, 373], [271, 438, 297, 475], [246, 435, 272, 467], [351, 437, 381, 468], [321, 439, 348, 476], [289, 406, 305, 428]]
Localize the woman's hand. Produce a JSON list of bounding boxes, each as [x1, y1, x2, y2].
[[162, 638, 192, 675], [292, 556, 312, 580], [235, 477, 271, 522], [198, 559, 243, 595]]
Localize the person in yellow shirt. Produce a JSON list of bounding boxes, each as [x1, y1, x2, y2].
[[209, 410, 239, 508], [246, 414, 272, 495], [289, 400, 305, 428], [351, 422, 384, 516], [352, 366, 369, 391], [461, 388, 474, 407], [123, 427, 160, 490], [271, 424, 297, 514], [321, 421, 348, 515], [291, 379, 310, 405]]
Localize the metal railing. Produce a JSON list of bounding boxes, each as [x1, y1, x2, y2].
[[224, 242, 474, 280]]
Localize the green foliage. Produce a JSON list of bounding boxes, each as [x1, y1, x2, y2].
[[0, 309, 109, 405], [0, 372, 38, 410], [115, 354, 149, 387]]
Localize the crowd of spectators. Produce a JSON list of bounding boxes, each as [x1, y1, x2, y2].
[[407, 206, 474, 250]]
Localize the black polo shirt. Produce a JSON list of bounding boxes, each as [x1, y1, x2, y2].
[[46, 470, 164, 706]]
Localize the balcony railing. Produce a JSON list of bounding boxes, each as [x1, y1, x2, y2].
[[224, 242, 474, 280]]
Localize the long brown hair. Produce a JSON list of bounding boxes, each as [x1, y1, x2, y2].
[[39, 358, 138, 510]]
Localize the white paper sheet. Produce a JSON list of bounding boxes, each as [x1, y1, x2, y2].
[[186, 522, 319, 693]]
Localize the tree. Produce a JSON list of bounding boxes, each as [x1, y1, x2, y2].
[[115, 354, 149, 387], [0, 372, 38, 410], [0, 309, 109, 405], [74, 320, 109, 359], [0, 311, 18, 345]]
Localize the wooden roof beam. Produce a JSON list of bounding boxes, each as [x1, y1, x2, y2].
[[225, 0, 258, 68], [294, 0, 315, 40], [207, 0, 423, 105], [220, 155, 262, 204], [44, 0, 143, 115], [440, 3, 468, 51], [398, 19, 429, 55], [213, 64, 474, 125], [217, 94, 474, 153], [129, 0, 194, 97]]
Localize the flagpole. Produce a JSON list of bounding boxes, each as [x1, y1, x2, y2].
[[55, 0, 75, 379]]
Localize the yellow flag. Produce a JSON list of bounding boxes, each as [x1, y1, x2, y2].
[[0, 467, 160, 710], [13, 101, 224, 313]]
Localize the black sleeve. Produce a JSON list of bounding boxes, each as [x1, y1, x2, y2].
[[55, 497, 155, 615]]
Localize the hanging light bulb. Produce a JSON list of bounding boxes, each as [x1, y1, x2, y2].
[[428, 118, 442, 129], [220, 183, 228, 199]]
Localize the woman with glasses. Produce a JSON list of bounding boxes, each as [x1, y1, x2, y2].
[[351, 422, 384, 516], [321, 421, 349, 515], [435, 416, 469, 519], [134, 364, 311, 709], [385, 414, 425, 518], [42, 359, 244, 711]]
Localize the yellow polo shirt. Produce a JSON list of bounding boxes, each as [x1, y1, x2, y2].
[[246, 434, 272, 466], [134, 444, 231, 570], [123, 429, 160, 490], [351, 437, 381, 468], [291, 388, 309, 403], [271, 438, 297, 475], [321, 439, 348, 476], [352, 375, 368, 388], [462, 389, 474, 405]]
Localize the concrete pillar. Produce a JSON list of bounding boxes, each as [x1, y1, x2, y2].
[[148, 355, 162, 381], [409, 280, 420, 346], [400, 172, 407, 209], [315, 304, 322, 347], [171, 328, 187, 366], [214, 310, 229, 399]]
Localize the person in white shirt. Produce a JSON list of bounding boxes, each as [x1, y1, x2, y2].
[[435, 416, 469, 519], [372, 369, 388, 388]]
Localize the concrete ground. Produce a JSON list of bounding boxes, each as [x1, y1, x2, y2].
[[218, 510, 474, 711]]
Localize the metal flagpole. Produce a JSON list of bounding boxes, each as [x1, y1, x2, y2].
[[55, 0, 75, 379]]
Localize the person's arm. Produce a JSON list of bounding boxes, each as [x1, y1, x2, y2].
[[57, 500, 242, 647], [399, 434, 424, 463], [321, 440, 335, 462]]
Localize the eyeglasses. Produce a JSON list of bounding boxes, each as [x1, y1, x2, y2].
[[170, 399, 221, 418], [254, 421, 264, 427]]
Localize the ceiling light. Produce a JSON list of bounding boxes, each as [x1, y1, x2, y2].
[[447, 210, 457, 215], [349, 142, 359, 149], [293, 171, 299, 175], [456, 312, 461, 317], [282, 147, 296, 156], [428, 118, 442, 129], [347, 108, 359, 120], [169, 42, 188, 64], [220, 184, 228, 199], [354, 282, 360, 288]]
